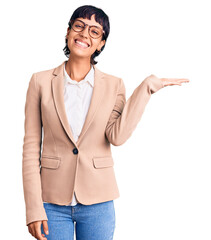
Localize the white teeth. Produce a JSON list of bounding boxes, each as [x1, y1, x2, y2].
[[76, 40, 89, 47]]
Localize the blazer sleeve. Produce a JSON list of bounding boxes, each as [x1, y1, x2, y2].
[[22, 73, 48, 226], [105, 76, 164, 146]]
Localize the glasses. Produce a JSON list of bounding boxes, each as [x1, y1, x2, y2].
[[70, 19, 105, 39]]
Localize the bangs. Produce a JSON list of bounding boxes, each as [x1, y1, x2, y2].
[[70, 5, 108, 29]]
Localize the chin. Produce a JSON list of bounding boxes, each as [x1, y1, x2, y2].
[[70, 47, 94, 57], [69, 51, 90, 59]]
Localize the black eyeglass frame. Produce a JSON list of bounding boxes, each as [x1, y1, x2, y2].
[[69, 19, 105, 39]]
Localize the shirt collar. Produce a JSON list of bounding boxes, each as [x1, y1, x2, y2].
[[63, 62, 95, 88]]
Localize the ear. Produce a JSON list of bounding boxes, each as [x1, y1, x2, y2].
[[66, 27, 70, 39], [97, 40, 106, 51]]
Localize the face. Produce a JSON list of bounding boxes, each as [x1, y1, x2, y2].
[[66, 14, 106, 60]]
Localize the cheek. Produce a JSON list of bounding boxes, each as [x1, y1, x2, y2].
[[90, 40, 101, 51], [67, 31, 77, 45]]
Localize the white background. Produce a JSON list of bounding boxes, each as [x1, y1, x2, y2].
[[1, 0, 211, 239]]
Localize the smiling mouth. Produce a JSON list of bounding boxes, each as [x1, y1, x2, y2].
[[74, 39, 90, 48]]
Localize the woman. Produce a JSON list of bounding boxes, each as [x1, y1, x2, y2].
[[22, 5, 189, 240]]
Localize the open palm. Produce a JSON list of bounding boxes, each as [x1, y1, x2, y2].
[[148, 74, 190, 86], [160, 76, 190, 86]]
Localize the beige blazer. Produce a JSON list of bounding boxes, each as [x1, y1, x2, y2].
[[22, 60, 164, 226]]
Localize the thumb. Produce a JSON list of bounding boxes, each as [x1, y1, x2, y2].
[[42, 220, 49, 235]]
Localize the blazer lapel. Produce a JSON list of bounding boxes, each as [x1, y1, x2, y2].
[[52, 60, 105, 147], [77, 63, 104, 146]]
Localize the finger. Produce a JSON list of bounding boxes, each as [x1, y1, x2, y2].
[[176, 79, 189, 83], [42, 220, 49, 235], [41, 233, 47, 238], [164, 80, 189, 86], [162, 78, 190, 83], [28, 226, 32, 235], [176, 79, 190, 83], [35, 224, 47, 240], [164, 78, 189, 81], [176, 78, 189, 81], [31, 226, 36, 237], [171, 83, 182, 86], [163, 80, 181, 85], [35, 232, 47, 240]]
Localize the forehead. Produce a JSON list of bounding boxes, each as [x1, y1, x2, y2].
[[76, 15, 103, 28]]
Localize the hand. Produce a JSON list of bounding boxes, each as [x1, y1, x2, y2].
[[28, 220, 49, 240], [148, 74, 190, 86], [161, 77, 190, 86]]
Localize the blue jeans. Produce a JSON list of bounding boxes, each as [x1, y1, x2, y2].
[[41, 200, 116, 240]]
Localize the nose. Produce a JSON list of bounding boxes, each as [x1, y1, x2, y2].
[[79, 25, 89, 38]]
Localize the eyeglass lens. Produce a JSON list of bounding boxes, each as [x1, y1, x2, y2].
[[72, 20, 103, 38]]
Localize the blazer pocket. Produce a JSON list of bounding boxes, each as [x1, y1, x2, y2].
[[41, 155, 61, 169], [92, 157, 114, 169]]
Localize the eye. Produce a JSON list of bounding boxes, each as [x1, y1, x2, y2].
[[75, 24, 83, 28], [92, 31, 99, 35], [91, 28, 100, 35]]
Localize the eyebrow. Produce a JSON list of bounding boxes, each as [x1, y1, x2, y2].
[[76, 19, 103, 29]]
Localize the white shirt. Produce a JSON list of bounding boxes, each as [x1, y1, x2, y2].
[[63, 62, 95, 206]]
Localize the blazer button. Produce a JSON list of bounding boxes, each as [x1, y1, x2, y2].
[[73, 147, 78, 154]]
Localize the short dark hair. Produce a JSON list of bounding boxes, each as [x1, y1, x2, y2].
[[63, 5, 110, 65]]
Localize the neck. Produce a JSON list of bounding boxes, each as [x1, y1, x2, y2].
[[65, 55, 92, 82]]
